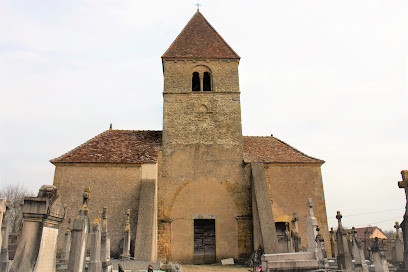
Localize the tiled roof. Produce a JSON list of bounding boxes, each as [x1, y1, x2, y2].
[[162, 11, 240, 59], [243, 136, 324, 164], [345, 226, 387, 239], [50, 130, 162, 164], [51, 131, 323, 165]]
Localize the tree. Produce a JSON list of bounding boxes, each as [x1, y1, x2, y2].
[[383, 229, 396, 239], [0, 184, 35, 233]]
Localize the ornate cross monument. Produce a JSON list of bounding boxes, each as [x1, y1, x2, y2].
[[398, 170, 408, 270], [336, 211, 352, 270]]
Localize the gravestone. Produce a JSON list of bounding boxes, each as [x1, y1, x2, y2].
[[89, 220, 102, 272], [1, 200, 10, 272], [315, 226, 328, 268], [291, 213, 301, 252], [392, 221, 403, 268], [122, 209, 131, 260], [336, 211, 352, 270], [101, 207, 112, 272], [68, 187, 91, 272], [398, 170, 408, 270], [351, 227, 369, 272], [306, 198, 319, 254], [364, 227, 373, 260], [284, 222, 291, 253], [329, 227, 336, 258], [0, 199, 5, 254], [61, 219, 72, 263], [371, 237, 389, 272], [9, 185, 65, 272]]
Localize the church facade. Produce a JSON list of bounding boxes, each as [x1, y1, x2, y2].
[[51, 11, 329, 263]]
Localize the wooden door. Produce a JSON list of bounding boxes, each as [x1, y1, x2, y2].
[[194, 219, 216, 264]]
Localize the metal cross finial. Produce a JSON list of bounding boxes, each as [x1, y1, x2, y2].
[[195, 3, 201, 11]]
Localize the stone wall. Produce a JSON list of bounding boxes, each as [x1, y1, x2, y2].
[[263, 163, 331, 256], [159, 58, 251, 263], [163, 59, 239, 94], [53, 163, 143, 257]]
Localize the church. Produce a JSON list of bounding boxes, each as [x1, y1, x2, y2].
[[51, 11, 329, 263]]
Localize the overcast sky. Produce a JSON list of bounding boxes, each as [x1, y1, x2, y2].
[[1, 0, 407, 231]]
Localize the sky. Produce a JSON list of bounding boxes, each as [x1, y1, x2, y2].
[[0, 0, 407, 231]]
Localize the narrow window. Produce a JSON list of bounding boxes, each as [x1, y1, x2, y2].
[[192, 72, 200, 91], [203, 72, 211, 91]]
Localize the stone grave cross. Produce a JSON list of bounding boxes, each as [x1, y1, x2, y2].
[[398, 170, 408, 269], [395, 221, 401, 239], [329, 227, 336, 258], [336, 211, 352, 270], [306, 198, 319, 254], [291, 213, 301, 252], [122, 209, 131, 259], [393, 221, 404, 267]]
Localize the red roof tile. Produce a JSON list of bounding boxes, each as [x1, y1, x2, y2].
[[243, 136, 324, 164], [51, 131, 323, 165], [345, 226, 387, 239], [50, 130, 162, 164], [162, 11, 240, 59]]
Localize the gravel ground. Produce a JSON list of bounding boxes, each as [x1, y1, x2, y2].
[[182, 264, 252, 272]]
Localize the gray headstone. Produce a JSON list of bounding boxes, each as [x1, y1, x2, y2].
[[89, 220, 102, 272], [329, 227, 336, 258], [392, 221, 403, 266], [291, 213, 301, 253], [351, 227, 369, 272], [306, 198, 319, 254], [68, 187, 91, 272], [0, 199, 5, 255], [60, 219, 72, 263], [371, 238, 389, 272], [335, 211, 353, 270], [1, 200, 11, 272], [9, 185, 65, 272], [122, 209, 131, 260], [284, 222, 291, 253], [315, 226, 328, 268], [101, 207, 112, 272]]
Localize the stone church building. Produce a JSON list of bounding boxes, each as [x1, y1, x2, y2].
[[51, 11, 329, 263]]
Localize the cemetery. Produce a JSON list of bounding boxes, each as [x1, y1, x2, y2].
[[0, 172, 406, 271], [0, 6, 406, 272]]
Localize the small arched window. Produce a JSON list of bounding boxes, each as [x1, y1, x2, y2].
[[192, 72, 200, 91], [203, 72, 211, 91]]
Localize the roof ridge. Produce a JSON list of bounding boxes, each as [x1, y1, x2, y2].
[[50, 130, 109, 163], [272, 137, 325, 163]]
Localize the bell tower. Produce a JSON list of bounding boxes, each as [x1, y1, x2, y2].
[[158, 11, 251, 263], [161, 11, 242, 153]]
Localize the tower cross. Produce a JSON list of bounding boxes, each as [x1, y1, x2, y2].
[[195, 3, 202, 11]]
